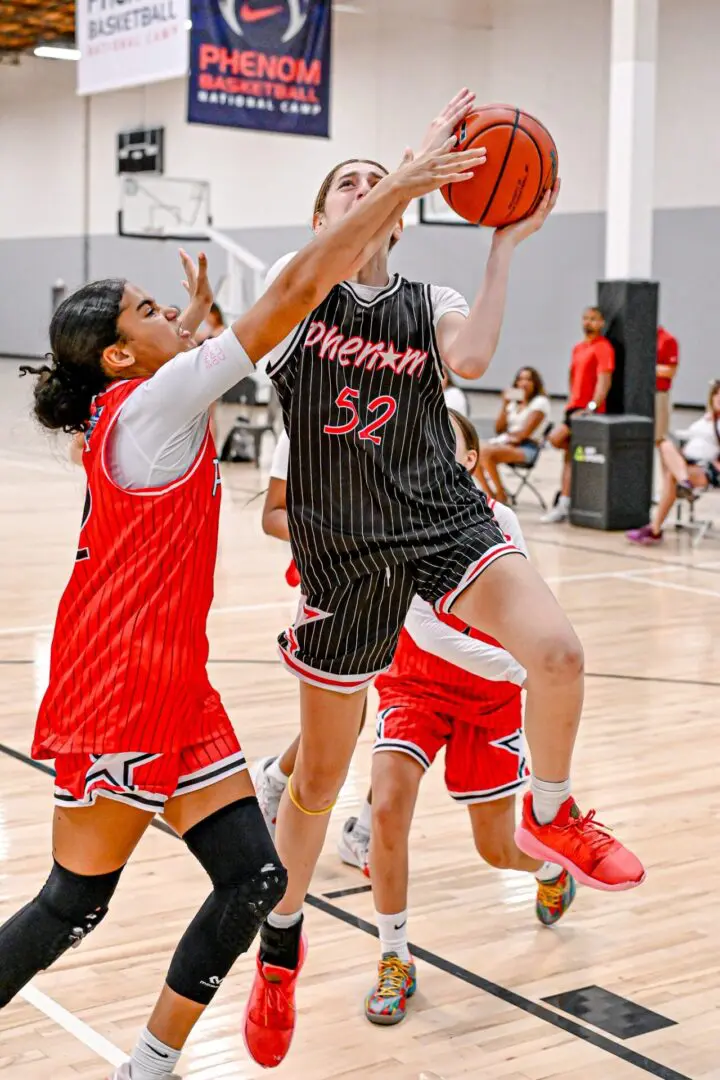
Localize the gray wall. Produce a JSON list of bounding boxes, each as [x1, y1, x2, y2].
[[1, 209, 716, 405]]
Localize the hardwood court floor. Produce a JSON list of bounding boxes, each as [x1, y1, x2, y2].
[[0, 364, 719, 1080]]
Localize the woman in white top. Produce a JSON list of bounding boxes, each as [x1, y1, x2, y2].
[[442, 364, 470, 416], [627, 378, 720, 544], [475, 366, 550, 503]]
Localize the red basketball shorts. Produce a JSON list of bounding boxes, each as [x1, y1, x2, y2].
[[373, 688, 528, 804], [53, 724, 246, 813]]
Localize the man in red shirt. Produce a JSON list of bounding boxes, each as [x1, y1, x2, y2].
[[655, 325, 679, 444], [541, 306, 615, 523]]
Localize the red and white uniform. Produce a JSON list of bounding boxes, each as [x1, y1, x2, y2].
[[374, 500, 530, 804], [33, 329, 254, 810]]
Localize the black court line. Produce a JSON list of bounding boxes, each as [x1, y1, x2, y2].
[[0, 741, 692, 1080], [305, 894, 690, 1080], [322, 884, 373, 899], [587, 671, 720, 689], [4, 659, 719, 693], [525, 533, 720, 576]]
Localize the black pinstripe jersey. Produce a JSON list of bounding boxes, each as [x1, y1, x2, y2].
[[267, 275, 495, 590]]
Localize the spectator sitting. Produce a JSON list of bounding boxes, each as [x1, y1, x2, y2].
[[627, 378, 720, 545], [475, 366, 550, 504], [442, 365, 469, 417], [541, 305, 615, 523]]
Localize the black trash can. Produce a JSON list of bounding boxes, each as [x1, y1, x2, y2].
[[570, 414, 654, 531]]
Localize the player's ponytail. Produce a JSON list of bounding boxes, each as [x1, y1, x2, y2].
[[19, 279, 126, 433]]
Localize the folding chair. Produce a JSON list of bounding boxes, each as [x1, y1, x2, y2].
[[674, 491, 716, 547], [220, 378, 279, 467], [503, 420, 554, 511]]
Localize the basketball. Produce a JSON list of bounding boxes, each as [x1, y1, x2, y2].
[[442, 105, 558, 228]]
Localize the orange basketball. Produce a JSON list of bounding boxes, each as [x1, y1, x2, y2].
[[442, 105, 558, 228]]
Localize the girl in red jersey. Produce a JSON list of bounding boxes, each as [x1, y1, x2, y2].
[[0, 134, 484, 1080]]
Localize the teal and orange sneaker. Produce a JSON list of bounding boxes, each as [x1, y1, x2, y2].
[[536, 868, 576, 926], [364, 952, 417, 1026]]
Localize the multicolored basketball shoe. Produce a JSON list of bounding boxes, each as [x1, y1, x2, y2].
[[365, 952, 417, 1026], [516, 792, 646, 891], [535, 868, 576, 926]]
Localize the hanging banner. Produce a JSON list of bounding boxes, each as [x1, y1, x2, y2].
[[188, 0, 332, 138], [76, 0, 189, 95]]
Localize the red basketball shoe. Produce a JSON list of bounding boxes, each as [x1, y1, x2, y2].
[[243, 926, 307, 1069], [515, 793, 645, 891]]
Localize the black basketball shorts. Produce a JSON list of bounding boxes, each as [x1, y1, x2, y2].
[[277, 520, 524, 694]]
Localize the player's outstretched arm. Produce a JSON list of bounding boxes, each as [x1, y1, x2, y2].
[[440, 181, 560, 380], [230, 142, 487, 366]]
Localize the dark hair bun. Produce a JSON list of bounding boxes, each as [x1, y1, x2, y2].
[[18, 278, 125, 433]]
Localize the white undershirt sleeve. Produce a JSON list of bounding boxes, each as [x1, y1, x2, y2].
[[109, 327, 253, 490], [430, 284, 470, 327], [404, 597, 526, 685]]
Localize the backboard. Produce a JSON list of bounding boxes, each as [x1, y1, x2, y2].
[[118, 176, 212, 240], [419, 190, 475, 227]]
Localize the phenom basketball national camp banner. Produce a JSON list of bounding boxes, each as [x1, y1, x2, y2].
[[188, 0, 332, 137], [76, 0, 189, 95]]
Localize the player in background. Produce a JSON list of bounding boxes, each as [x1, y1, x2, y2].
[[244, 89, 644, 1072], [0, 144, 478, 1080], [365, 409, 575, 1026]]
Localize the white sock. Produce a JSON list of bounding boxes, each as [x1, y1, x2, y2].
[[129, 1027, 181, 1080], [558, 494, 571, 509], [356, 797, 372, 835], [531, 776, 571, 824], [376, 910, 411, 963], [267, 757, 289, 785], [535, 860, 564, 882], [267, 908, 303, 930]]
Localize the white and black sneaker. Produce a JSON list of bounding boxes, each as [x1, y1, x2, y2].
[[250, 756, 287, 840], [337, 816, 371, 876], [110, 1064, 181, 1080]]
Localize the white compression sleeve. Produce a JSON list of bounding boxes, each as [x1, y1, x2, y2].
[[109, 328, 253, 490]]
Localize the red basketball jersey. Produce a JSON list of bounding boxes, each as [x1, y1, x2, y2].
[[375, 627, 520, 723], [32, 380, 225, 758]]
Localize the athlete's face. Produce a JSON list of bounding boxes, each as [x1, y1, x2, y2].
[[104, 284, 194, 377], [450, 415, 478, 474], [582, 308, 604, 337], [711, 384, 720, 414], [314, 162, 403, 248]]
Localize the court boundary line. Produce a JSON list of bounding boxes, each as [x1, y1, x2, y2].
[[0, 562, 705, 641], [18, 983, 127, 1068], [525, 533, 720, 576], [0, 743, 691, 1080], [3, 659, 720, 691]]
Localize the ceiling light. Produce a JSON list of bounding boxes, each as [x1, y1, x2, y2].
[[185, 18, 193, 29], [34, 45, 81, 61]]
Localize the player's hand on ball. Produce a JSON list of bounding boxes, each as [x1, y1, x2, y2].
[[494, 179, 561, 246], [394, 138, 487, 200], [418, 88, 477, 156]]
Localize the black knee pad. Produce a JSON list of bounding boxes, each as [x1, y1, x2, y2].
[[0, 861, 122, 1008], [167, 797, 287, 1005]]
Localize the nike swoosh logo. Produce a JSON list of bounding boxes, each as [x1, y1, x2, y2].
[[393, 921, 407, 930], [241, 3, 284, 20], [147, 1046, 170, 1058]]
